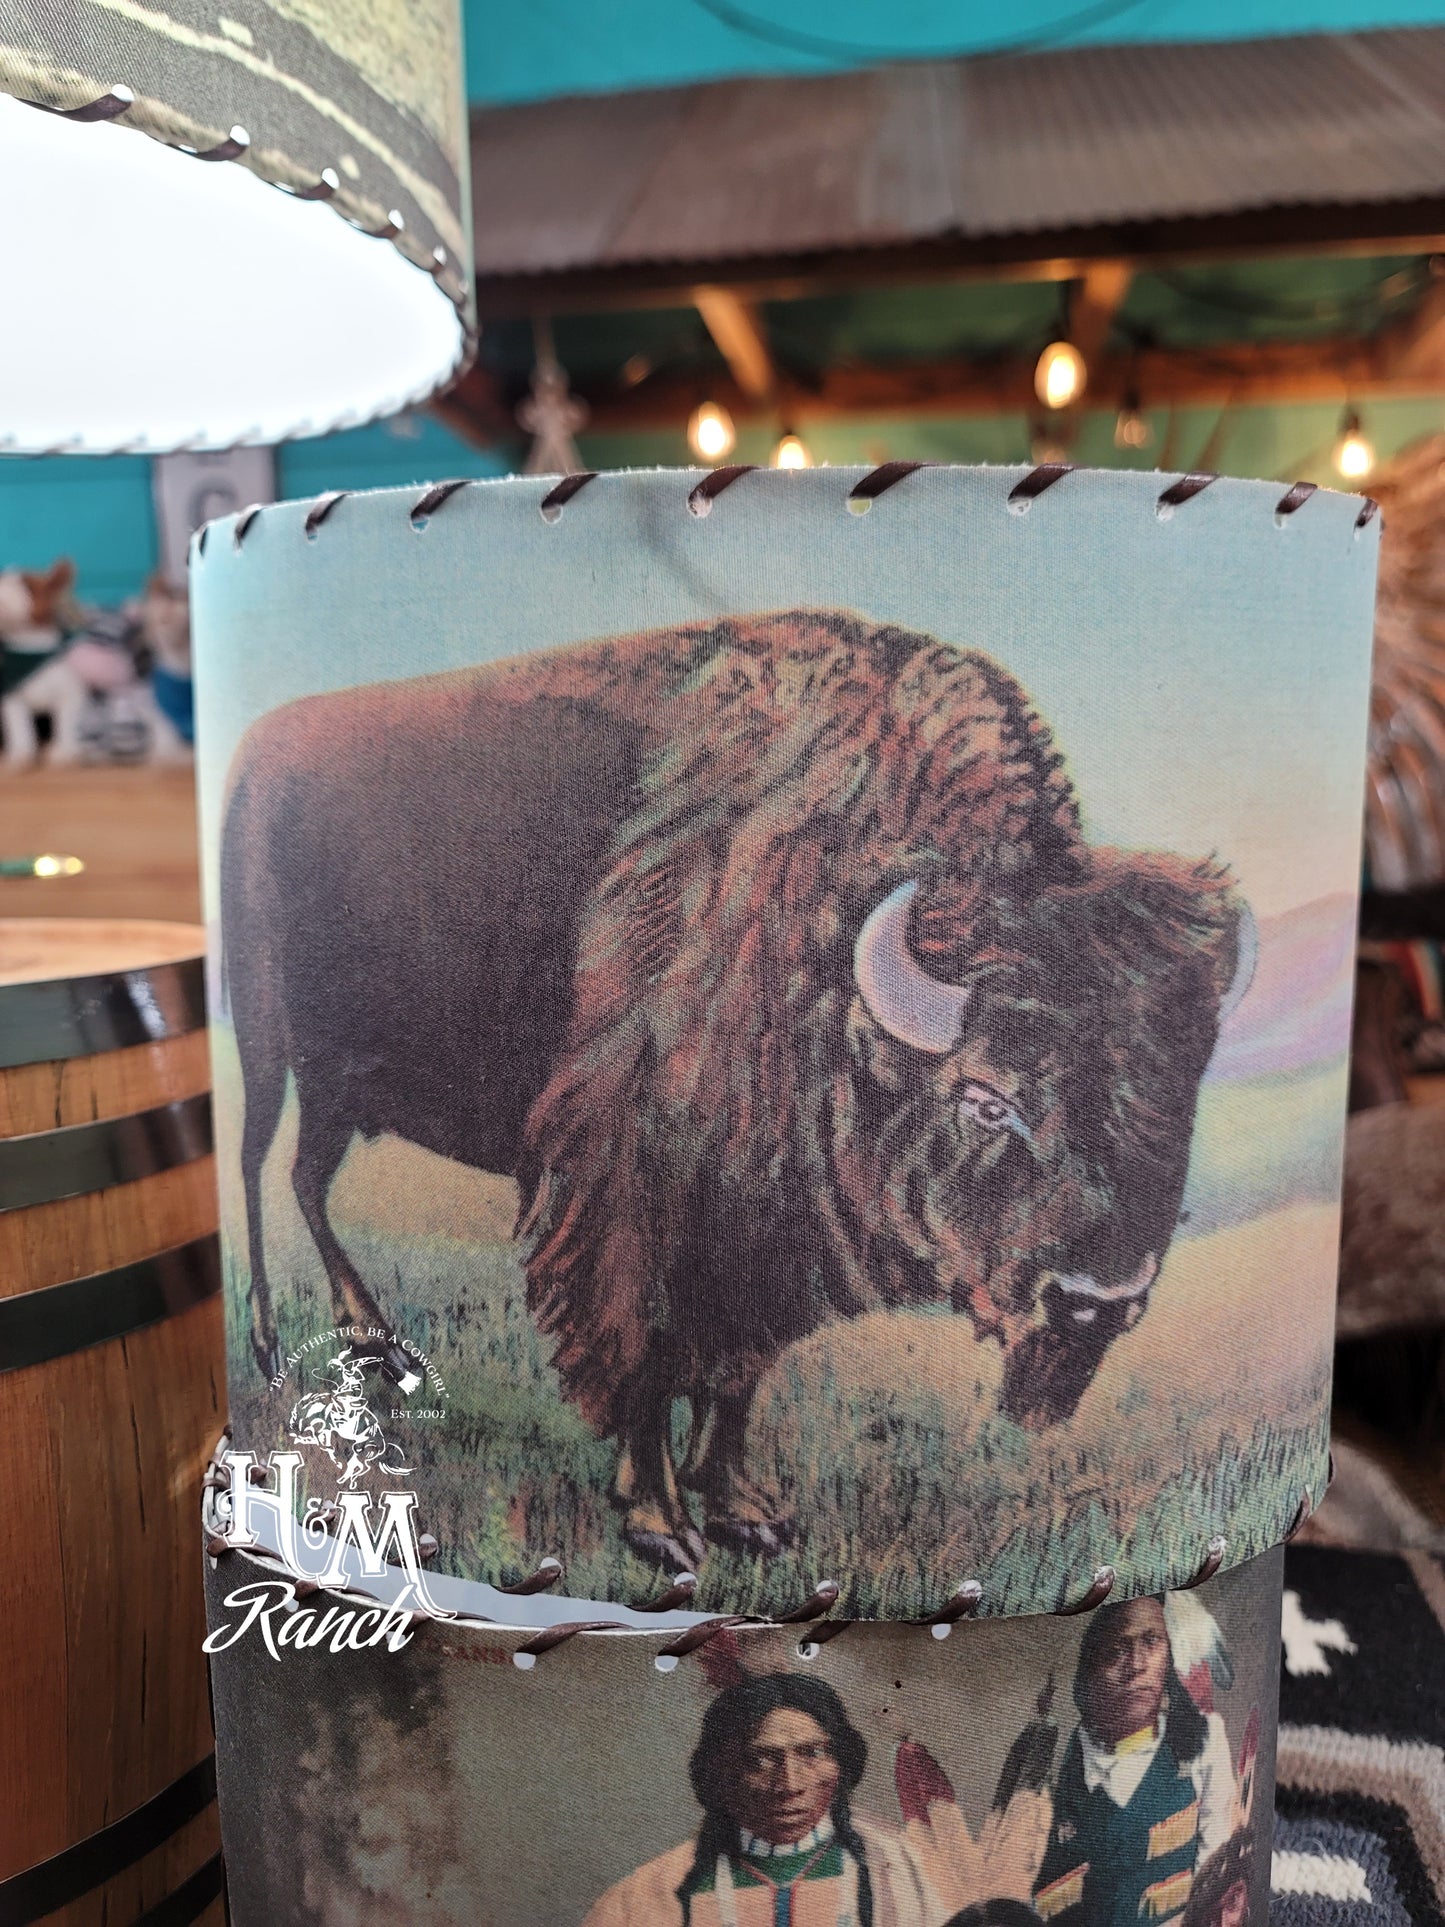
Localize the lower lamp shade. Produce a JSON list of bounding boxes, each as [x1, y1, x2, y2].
[[200, 1494, 1284, 1927]]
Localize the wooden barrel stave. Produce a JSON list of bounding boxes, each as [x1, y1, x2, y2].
[[0, 1029, 211, 1138], [0, 920, 224, 1927], [0, 1158, 220, 1299]]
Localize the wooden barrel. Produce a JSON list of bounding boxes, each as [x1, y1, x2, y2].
[[0, 921, 225, 1927]]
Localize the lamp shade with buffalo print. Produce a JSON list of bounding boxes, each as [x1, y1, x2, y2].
[[192, 461, 1378, 1632], [0, 0, 471, 452]]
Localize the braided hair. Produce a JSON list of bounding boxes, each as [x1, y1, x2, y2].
[[1073, 1596, 1209, 1765], [675, 1674, 874, 1926]]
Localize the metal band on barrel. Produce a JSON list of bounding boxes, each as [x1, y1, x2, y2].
[[0, 1754, 216, 1924], [0, 1094, 213, 1212], [0, 1235, 221, 1373], [0, 955, 206, 1069], [131, 1852, 225, 1927]]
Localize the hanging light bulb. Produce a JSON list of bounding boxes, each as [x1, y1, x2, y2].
[[688, 400, 736, 463], [771, 429, 813, 469], [1113, 391, 1152, 451], [1334, 408, 1374, 481], [1034, 340, 1086, 411]]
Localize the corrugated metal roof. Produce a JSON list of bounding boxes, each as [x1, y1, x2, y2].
[[469, 28, 1445, 286]]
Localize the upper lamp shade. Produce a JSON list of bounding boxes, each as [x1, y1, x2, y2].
[[0, 0, 472, 452], [193, 464, 1378, 1623]]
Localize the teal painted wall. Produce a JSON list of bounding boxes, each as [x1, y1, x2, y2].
[[0, 418, 506, 607], [276, 415, 507, 503], [0, 455, 159, 608], [464, 0, 1445, 104]]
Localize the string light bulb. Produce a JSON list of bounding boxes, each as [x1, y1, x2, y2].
[[1113, 393, 1152, 450], [1334, 409, 1374, 481], [1034, 340, 1086, 411], [688, 400, 736, 463], [771, 429, 813, 469]]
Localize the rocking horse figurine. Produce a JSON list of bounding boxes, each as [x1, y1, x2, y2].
[[131, 572, 195, 761], [1, 563, 194, 768], [0, 559, 78, 761]]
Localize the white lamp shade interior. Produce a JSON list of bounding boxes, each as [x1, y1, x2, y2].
[[0, 92, 466, 453]]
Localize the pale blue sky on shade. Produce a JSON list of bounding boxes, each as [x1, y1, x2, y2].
[[463, 0, 1445, 102], [191, 464, 1378, 934]]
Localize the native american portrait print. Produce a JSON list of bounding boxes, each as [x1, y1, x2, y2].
[[202, 1532, 1283, 1927]]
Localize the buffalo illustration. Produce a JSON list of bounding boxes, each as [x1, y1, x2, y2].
[[223, 611, 1249, 1572]]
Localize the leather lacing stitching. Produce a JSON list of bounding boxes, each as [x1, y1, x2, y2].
[[203, 465, 1381, 557], [203, 1433, 1330, 1666]]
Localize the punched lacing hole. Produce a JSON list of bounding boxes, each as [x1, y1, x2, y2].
[[232, 504, 263, 550], [1156, 473, 1217, 522], [846, 496, 872, 516], [797, 1638, 820, 1661], [539, 472, 599, 522], [654, 1653, 680, 1674], [512, 1651, 536, 1671]]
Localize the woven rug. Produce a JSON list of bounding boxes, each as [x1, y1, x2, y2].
[[1273, 1545, 1445, 1927]]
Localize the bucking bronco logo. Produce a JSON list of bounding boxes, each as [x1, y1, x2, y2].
[[288, 1351, 410, 1490]]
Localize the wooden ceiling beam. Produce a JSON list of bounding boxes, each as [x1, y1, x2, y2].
[[471, 205, 1445, 319], [692, 285, 777, 400], [568, 334, 1445, 433], [1379, 273, 1445, 379], [1068, 263, 1133, 374], [430, 363, 517, 447]]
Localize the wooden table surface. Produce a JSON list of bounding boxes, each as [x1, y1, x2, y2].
[[0, 766, 202, 924]]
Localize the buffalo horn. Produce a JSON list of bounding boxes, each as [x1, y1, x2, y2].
[[1219, 899, 1258, 1022], [853, 880, 972, 1054]]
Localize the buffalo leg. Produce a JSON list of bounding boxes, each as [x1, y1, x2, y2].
[[291, 1102, 422, 1395], [685, 1387, 794, 1557], [238, 1030, 288, 1381], [613, 1380, 705, 1573]]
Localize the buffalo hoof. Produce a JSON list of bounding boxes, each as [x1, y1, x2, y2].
[[626, 1522, 708, 1574], [350, 1338, 424, 1397], [705, 1515, 796, 1559], [378, 1343, 424, 1397], [251, 1329, 282, 1385]]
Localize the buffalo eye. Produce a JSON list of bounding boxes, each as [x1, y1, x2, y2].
[[958, 1080, 1023, 1136]]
